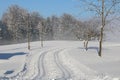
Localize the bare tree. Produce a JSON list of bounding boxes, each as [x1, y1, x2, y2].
[[83, 18, 100, 51], [80, 0, 120, 56], [73, 18, 100, 51], [37, 21, 45, 47], [83, 26, 99, 51]]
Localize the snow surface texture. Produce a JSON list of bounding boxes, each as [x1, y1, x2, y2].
[[0, 41, 120, 80]]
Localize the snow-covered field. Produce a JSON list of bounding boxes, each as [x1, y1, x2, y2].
[[0, 41, 120, 80]]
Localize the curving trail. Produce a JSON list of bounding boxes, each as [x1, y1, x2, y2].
[[0, 41, 117, 80], [12, 46, 111, 80], [34, 51, 46, 80], [33, 48, 72, 80], [33, 48, 57, 80], [54, 49, 71, 80]]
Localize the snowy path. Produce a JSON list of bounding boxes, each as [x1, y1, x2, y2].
[[54, 49, 71, 80], [23, 47, 111, 80], [33, 50, 47, 80], [33, 48, 72, 80], [11, 46, 111, 80], [1, 41, 119, 80]]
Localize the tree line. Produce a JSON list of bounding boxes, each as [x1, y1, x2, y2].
[[0, 5, 100, 43]]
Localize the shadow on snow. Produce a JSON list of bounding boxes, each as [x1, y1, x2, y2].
[[78, 46, 99, 54], [0, 52, 27, 59], [4, 70, 14, 75]]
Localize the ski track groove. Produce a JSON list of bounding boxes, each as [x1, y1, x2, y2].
[[34, 48, 72, 80], [33, 48, 59, 80], [22, 48, 47, 80], [33, 50, 50, 80], [10, 48, 46, 80], [53, 49, 72, 80]]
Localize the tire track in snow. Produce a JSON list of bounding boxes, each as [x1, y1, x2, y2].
[[34, 48, 72, 80], [9, 47, 48, 80], [33, 48, 59, 80], [21, 47, 48, 79], [60, 48, 112, 80], [60, 49, 95, 80], [54, 49, 72, 80], [33, 50, 51, 80]]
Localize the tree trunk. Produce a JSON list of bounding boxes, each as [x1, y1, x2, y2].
[[84, 40, 88, 51], [98, 0, 104, 57], [41, 33, 43, 47], [86, 40, 88, 51], [98, 27, 103, 57], [27, 14, 30, 50], [28, 31, 30, 50], [41, 22, 44, 47]]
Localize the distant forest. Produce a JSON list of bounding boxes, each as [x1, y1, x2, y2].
[[0, 5, 100, 44]]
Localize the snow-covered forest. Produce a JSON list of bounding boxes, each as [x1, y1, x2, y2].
[[0, 5, 100, 44]]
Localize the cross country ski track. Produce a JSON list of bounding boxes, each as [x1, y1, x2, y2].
[[33, 48, 72, 80], [54, 49, 71, 80], [5, 46, 112, 80]]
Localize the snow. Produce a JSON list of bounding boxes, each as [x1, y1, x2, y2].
[[0, 41, 120, 80]]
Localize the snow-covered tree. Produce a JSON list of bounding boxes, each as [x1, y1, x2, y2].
[[2, 5, 28, 41], [80, 0, 120, 56]]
